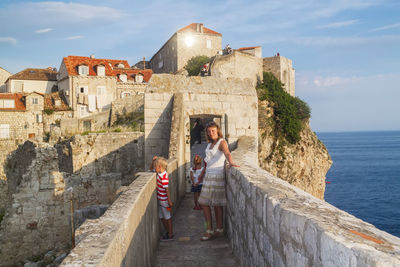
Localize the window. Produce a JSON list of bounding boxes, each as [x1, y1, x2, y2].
[[119, 74, 127, 82], [97, 65, 105, 76], [80, 106, 88, 117], [135, 74, 144, 83], [97, 86, 106, 95], [36, 114, 43, 123], [207, 39, 212, 49], [158, 60, 163, 69], [32, 97, 38, 104], [78, 65, 89, 76], [0, 99, 15, 108], [117, 63, 124, 68], [0, 124, 9, 139], [78, 86, 88, 94]]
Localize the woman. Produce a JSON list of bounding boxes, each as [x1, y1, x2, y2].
[[198, 122, 239, 241]]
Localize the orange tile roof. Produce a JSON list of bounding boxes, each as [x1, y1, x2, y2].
[[7, 68, 57, 81], [63, 56, 152, 82], [236, 46, 261, 51], [44, 92, 70, 111], [177, 23, 221, 36], [113, 68, 153, 82], [0, 93, 26, 111], [63, 56, 130, 76]]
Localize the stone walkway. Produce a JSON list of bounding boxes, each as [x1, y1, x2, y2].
[[154, 193, 239, 267]]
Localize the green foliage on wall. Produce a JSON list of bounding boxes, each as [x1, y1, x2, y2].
[[257, 72, 311, 144], [184, 55, 210, 76]]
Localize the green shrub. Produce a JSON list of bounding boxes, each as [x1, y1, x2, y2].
[[113, 128, 122, 133], [184, 55, 210, 76], [44, 109, 54, 115], [257, 72, 311, 144]]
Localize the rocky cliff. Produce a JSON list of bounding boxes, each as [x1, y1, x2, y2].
[[258, 101, 332, 199]]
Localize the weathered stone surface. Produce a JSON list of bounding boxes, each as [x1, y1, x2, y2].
[[226, 136, 400, 267]]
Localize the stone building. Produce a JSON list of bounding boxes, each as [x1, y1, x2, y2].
[[58, 55, 152, 118], [0, 67, 12, 93], [5, 68, 57, 94], [150, 23, 222, 73], [0, 92, 44, 141], [236, 46, 262, 58], [263, 55, 295, 96]]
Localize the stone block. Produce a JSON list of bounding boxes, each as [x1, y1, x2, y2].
[[320, 232, 353, 267], [304, 221, 318, 263], [280, 209, 306, 246]]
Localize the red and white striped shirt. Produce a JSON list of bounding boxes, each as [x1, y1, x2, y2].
[[156, 171, 169, 202]]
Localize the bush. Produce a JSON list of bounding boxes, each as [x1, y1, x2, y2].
[[44, 109, 54, 115], [257, 72, 311, 144], [184, 55, 210, 76]]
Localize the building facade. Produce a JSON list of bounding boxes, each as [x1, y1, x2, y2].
[[5, 68, 57, 94], [150, 23, 222, 73], [0, 67, 12, 93], [57, 55, 152, 118]]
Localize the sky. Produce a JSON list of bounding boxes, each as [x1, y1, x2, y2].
[[0, 0, 399, 132]]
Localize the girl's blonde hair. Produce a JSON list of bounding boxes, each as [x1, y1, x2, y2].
[[193, 155, 202, 166], [205, 122, 223, 142], [154, 157, 168, 170]]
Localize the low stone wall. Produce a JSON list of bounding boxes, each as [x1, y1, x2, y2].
[[61, 159, 182, 266], [226, 136, 400, 266], [110, 93, 144, 125]]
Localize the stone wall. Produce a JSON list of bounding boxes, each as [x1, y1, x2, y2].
[[0, 132, 145, 265], [226, 136, 400, 266], [61, 159, 184, 267], [151, 34, 178, 73], [263, 55, 295, 96], [211, 50, 263, 87], [144, 74, 258, 168], [110, 93, 144, 125], [43, 110, 73, 132]]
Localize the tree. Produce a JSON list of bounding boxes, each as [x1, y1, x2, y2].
[[184, 55, 210, 76]]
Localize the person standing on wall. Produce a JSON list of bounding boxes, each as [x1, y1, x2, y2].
[[198, 122, 239, 241]]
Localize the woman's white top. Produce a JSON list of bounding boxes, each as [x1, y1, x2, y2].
[[190, 167, 204, 184], [204, 138, 226, 175]]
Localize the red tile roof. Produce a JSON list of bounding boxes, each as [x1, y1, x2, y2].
[[177, 23, 221, 36], [63, 56, 130, 76], [113, 68, 153, 82], [44, 92, 70, 111], [0, 93, 26, 111], [7, 68, 57, 81], [63, 56, 152, 82], [236, 46, 261, 51]]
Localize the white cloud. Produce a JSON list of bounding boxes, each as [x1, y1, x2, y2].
[[287, 34, 400, 46], [0, 37, 16, 45], [315, 19, 358, 29], [35, 28, 53, 34], [65, 36, 84, 40], [369, 22, 400, 32]]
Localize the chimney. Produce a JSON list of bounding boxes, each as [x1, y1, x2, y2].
[[200, 23, 204, 33], [90, 54, 95, 59]]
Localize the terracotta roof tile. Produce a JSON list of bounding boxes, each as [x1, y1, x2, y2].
[[236, 46, 261, 51], [7, 68, 57, 81], [63, 56, 152, 82], [177, 23, 221, 36], [44, 92, 70, 111], [0, 93, 26, 111]]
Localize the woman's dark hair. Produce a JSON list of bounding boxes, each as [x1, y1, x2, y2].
[[205, 122, 223, 142]]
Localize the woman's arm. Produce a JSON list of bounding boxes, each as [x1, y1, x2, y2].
[[219, 140, 239, 167]]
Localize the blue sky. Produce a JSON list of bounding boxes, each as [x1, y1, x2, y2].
[[1, 0, 399, 132]]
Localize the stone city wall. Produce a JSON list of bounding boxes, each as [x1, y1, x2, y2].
[[211, 50, 263, 87], [61, 159, 184, 267], [263, 55, 295, 96], [0, 132, 145, 265], [226, 136, 400, 267], [110, 93, 144, 125]]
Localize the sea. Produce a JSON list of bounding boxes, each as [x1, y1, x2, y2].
[[317, 131, 400, 238]]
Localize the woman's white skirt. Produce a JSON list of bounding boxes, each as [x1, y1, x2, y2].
[[198, 172, 226, 206]]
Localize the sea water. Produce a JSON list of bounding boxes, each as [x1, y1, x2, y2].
[[317, 131, 400, 238]]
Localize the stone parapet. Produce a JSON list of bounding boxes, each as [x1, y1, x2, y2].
[[226, 136, 400, 266], [61, 158, 182, 266]]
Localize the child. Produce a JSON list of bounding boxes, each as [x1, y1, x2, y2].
[[154, 157, 174, 241], [190, 155, 205, 210]]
